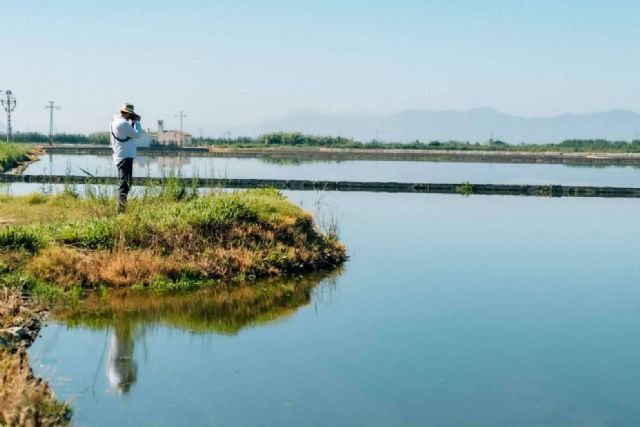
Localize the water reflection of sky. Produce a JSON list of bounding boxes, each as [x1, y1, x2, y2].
[[28, 191, 640, 426], [21, 153, 640, 187]]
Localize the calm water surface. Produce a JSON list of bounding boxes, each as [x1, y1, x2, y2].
[[21, 153, 640, 186], [28, 189, 640, 426]]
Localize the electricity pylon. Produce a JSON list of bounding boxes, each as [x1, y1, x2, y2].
[[1, 90, 17, 143], [44, 101, 61, 146]]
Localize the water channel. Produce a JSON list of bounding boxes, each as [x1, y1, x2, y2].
[[13, 155, 640, 425], [21, 153, 640, 187]]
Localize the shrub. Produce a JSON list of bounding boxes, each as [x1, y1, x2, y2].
[[55, 219, 117, 249], [0, 227, 43, 253]]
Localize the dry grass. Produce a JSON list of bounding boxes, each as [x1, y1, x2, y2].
[[26, 246, 173, 289], [25, 237, 345, 289], [0, 290, 24, 343], [0, 350, 70, 426], [0, 289, 70, 426]]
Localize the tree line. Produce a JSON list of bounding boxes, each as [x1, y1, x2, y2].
[[1, 132, 110, 145], [195, 133, 640, 153]]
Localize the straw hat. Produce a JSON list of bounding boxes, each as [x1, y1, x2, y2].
[[119, 103, 136, 115]]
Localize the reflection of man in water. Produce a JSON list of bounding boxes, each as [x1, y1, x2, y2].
[[107, 322, 137, 394]]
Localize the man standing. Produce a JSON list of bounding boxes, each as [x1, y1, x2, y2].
[[110, 103, 144, 213]]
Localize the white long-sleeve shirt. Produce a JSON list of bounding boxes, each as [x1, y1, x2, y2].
[[110, 115, 144, 164]]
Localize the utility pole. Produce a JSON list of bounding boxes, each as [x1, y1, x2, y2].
[[1, 90, 17, 143], [175, 111, 186, 146], [44, 101, 61, 146]]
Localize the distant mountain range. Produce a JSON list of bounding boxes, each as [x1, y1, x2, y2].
[[226, 108, 640, 144]]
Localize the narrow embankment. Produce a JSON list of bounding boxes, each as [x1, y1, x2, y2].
[[3, 173, 640, 198], [41, 144, 640, 166], [208, 146, 640, 166]]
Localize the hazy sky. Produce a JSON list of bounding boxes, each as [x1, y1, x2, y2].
[[2, 0, 639, 135]]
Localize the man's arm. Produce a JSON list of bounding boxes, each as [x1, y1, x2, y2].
[[119, 120, 144, 140]]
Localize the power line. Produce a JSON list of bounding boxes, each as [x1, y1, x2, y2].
[[1, 90, 17, 143], [44, 101, 61, 146], [175, 111, 187, 146]]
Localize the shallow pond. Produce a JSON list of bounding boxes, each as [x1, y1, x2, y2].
[[27, 189, 640, 426], [21, 153, 640, 187]]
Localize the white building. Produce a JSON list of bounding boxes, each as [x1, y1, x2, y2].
[[155, 130, 193, 147], [148, 120, 192, 147]]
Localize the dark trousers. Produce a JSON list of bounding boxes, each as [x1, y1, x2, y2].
[[117, 158, 133, 212]]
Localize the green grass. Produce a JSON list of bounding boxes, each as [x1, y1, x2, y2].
[[455, 182, 474, 196], [0, 143, 31, 172], [3, 188, 319, 250]]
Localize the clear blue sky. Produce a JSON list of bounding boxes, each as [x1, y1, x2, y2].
[[2, 0, 639, 135]]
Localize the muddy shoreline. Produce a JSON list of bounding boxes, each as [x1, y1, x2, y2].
[[4, 149, 46, 176], [0, 290, 71, 426]]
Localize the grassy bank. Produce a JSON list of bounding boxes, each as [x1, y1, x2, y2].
[[0, 187, 346, 292], [0, 143, 32, 172]]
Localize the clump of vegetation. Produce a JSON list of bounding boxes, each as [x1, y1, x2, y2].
[[0, 143, 31, 172], [0, 187, 346, 291], [255, 132, 355, 147], [455, 182, 474, 196]]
